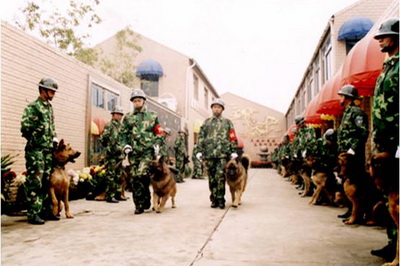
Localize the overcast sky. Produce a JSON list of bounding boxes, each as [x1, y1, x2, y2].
[[1, 0, 360, 113]]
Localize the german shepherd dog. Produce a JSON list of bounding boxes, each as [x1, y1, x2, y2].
[[305, 155, 339, 206], [370, 152, 399, 266], [337, 153, 382, 225], [50, 139, 81, 218], [225, 154, 250, 208], [148, 155, 177, 213]]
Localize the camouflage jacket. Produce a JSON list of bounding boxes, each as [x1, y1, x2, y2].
[[372, 53, 399, 154], [120, 106, 163, 157], [174, 135, 187, 158], [292, 126, 316, 158], [278, 141, 292, 160], [197, 115, 238, 159], [99, 119, 123, 157], [313, 138, 338, 169], [337, 104, 369, 154], [159, 137, 169, 158], [21, 97, 56, 151]]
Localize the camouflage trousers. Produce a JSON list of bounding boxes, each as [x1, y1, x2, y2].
[[175, 155, 185, 181], [104, 157, 123, 201], [192, 159, 203, 179], [206, 158, 227, 204], [23, 149, 53, 220], [128, 152, 152, 210]]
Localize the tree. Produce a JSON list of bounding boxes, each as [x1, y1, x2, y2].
[[15, 0, 101, 58], [15, 0, 141, 87], [97, 27, 142, 88]]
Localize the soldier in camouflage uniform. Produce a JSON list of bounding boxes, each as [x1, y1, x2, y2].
[[336, 85, 369, 219], [196, 98, 238, 209], [21, 77, 60, 225], [174, 129, 188, 183], [191, 143, 204, 179], [370, 18, 399, 261], [99, 106, 126, 203], [159, 127, 171, 159], [120, 89, 163, 214], [337, 85, 369, 165], [292, 115, 317, 189]]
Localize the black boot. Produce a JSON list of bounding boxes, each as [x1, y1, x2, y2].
[[106, 197, 119, 203], [338, 208, 352, 219], [28, 214, 45, 225], [134, 208, 144, 215], [210, 201, 218, 208], [371, 244, 396, 260], [218, 201, 225, 209]]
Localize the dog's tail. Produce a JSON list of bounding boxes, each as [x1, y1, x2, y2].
[[241, 154, 251, 172]]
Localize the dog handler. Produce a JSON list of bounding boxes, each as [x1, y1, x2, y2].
[[370, 17, 399, 261], [336, 84, 369, 222], [21, 77, 60, 225], [196, 98, 238, 209], [99, 105, 126, 203], [120, 88, 163, 214], [174, 129, 188, 183]]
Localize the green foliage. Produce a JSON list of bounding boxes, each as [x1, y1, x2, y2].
[[98, 27, 142, 87], [1, 154, 19, 176], [15, 0, 102, 55]]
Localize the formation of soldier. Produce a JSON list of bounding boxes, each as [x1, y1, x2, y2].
[[271, 18, 399, 262]]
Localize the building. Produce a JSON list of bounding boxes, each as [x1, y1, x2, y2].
[[1, 22, 181, 173], [92, 31, 220, 157], [285, 0, 392, 129], [221, 92, 286, 160]]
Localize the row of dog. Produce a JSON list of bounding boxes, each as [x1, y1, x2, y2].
[[279, 152, 399, 266], [49, 139, 251, 218]]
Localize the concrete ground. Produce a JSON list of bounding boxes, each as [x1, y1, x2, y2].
[[1, 168, 389, 266]]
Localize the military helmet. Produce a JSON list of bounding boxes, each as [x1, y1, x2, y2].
[[338, 84, 358, 99], [323, 128, 336, 142], [111, 105, 124, 115], [163, 127, 171, 135], [210, 98, 225, 110], [374, 18, 399, 39], [294, 115, 305, 126], [38, 77, 58, 91], [130, 88, 147, 101]]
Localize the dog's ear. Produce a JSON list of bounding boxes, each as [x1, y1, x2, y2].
[[159, 155, 165, 164], [56, 139, 66, 151]]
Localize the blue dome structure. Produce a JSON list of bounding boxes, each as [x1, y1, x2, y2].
[[136, 59, 164, 77], [338, 17, 374, 41]]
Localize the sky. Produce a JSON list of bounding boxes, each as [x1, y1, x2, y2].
[[1, 0, 360, 113]]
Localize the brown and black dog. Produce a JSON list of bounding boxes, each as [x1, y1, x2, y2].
[[305, 155, 340, 206], [337, 152, 382, 225], [50, 139, 81, 219], [225, 154, 250, 208], [148, 155, 177, 213], [370, 152, 399, 266]]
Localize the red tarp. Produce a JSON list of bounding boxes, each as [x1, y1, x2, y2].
[[341, 32, 385, 96], [303, 92, 323, 124], [316, 71, 344, 115]]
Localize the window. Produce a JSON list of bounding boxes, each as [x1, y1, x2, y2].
[[315, 61, 320, 94], [140, 74, 159, 97], [193, 75, 199, 100], [323, 38, 332, 82], [91, 82, 119, 111], [204, 88, 209, 109], [92, 83, 104, 108], [301, 89, 306, 112], [307, 72, 313, 103], [107, 93, 117, 112]]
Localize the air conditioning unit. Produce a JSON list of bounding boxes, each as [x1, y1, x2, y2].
[[158, 97, 177, 112]]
